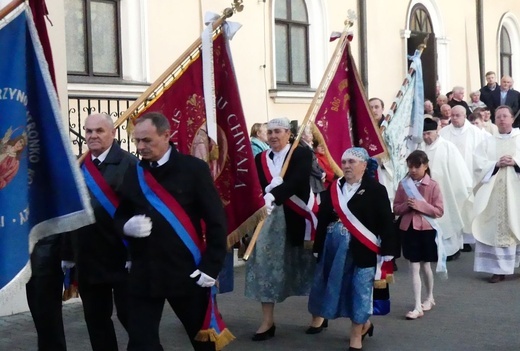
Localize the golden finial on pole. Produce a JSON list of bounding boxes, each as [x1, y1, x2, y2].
[[223, 0, 244, 18], [344, 9, 357, 29]]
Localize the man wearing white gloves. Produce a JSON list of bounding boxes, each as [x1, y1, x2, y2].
[[60, 113, 137, 351], [114, 112, 227, 351], [245, 117, 315, 341]]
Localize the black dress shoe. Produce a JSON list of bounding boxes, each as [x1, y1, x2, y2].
[[488, 274, 505, 283], [305, 319, 328, 334], [361, 322, 374, 341], [348, 347, 362, 350], [447, 250, 461, 261], [252, 324, 276, 341], [461, 244, 473, 252]]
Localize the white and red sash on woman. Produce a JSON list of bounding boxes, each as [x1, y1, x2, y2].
[[330, 178, 393, 285], [260, 150, 318, 242]]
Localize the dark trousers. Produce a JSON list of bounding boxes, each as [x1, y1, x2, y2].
[[26, 240, 67, 351], [79, 280, 129, 351], [127, 287, 214, 351]]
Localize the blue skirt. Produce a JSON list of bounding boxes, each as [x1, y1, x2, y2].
[[308, 222, 375, 324]]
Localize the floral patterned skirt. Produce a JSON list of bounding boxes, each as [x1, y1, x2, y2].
[[245, 205, 315, 303], [308, 222, 375, 324]]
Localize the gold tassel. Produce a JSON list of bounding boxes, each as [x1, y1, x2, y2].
[[62, 285, 79, 301], [310, 122, 343, 177], [304, 240, 314, 250], [385, 274, 394, 284], [373, 279, 387, 289], [195, 328, 236, 350], [226, 207, 267, 249]]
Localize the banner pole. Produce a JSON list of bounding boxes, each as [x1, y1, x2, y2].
[[0, 0, 24, 21], [381, 35, 428, 132], [243, 17, 355, 261], [113, 3, 242, 130]]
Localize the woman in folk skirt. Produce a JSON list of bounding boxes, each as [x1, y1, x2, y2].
[[309, 147, 396, 350]]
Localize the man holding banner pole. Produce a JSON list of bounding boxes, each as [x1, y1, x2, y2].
[[114, 112, 230, 351]]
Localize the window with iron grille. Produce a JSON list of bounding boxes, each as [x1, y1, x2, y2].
[[65, 0, 122, 81], [500, 26, 512, 78], [275, 0, 310, 87]]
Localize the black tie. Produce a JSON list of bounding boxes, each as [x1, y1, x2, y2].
[[92, 158, 101, 168], [269, 152, 274, 160], [150, 161, 159, 168]]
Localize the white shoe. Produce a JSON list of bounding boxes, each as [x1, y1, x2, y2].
[[405, 309, 424, 320], [421, 298, 435, 311]]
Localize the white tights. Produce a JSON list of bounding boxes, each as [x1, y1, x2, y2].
[[410, 261, 434, 311]]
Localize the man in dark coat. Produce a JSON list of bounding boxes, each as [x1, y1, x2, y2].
[[61, 113, 137, 351], [491, 76, 520, 124], [114, 112, 227, 351]]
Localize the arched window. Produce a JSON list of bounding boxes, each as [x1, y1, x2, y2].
[[500, 26, 512, 77], [408, 4, 436, 102], [275, 0, 310, 87], [410, 5, 433, 33]]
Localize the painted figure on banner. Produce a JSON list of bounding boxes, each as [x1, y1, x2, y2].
[[187, 93, 228, 181], [0, 127, 27, 190]]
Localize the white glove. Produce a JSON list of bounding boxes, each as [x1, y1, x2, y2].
[[263, 193, 275, 215], [382, 255, 394, 262], [123, 215, 152, 238], [190, 269, 216, 287], [125, 261, 132, 272], [61, 260, 75, 273], [313, 252, 319, 258], [265, 176, 284, 193]]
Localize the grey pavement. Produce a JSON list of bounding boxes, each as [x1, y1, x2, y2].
[[1, 250, 519, 351]]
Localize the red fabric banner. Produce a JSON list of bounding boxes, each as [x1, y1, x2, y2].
[[135, 32, 264, 246], [314, 37, 386, 168]]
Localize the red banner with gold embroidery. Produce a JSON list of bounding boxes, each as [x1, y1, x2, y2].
[[314, 35, 386, 172], [133, 32, 264, 247]]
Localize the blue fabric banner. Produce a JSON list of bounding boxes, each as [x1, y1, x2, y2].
[[0, 4, 93, 292]]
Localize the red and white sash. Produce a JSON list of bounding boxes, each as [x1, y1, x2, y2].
[[330, 178, 393, 282], [260, 150, 318, 241]]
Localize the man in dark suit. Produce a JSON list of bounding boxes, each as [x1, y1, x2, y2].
[[61, 113, 137, 351], [114, 112, 227, 351], [448, 86, 472, 116], [491, 76, 520, 122], [479, 71, 498, 113]]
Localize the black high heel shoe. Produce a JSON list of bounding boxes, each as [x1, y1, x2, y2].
[[305, 318, 328, 334], [361, 322, 374, 341], [252, 324, 276, 341]]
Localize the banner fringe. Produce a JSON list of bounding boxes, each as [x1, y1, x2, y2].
[[195, 328, 236, 350], [226, 207, 267, 248]]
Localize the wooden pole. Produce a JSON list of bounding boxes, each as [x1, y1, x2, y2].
[[243, 21, 354, 261], [0, 0, 24, 21]]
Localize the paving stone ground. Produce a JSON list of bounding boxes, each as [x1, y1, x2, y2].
[[1, 250, 519, 350]]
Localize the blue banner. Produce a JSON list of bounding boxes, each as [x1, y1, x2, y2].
[[0, 5, 93, 291]]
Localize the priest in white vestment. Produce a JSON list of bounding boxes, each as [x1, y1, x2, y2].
[[439, 105, 488, 184], [471, 105, 520, 283], [420, 118, 472, 259]]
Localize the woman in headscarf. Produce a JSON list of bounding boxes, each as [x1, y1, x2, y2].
[[308, 147, 396, 350]]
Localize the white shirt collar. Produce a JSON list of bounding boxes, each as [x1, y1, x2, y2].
[[270, 144, 291, 166], [91, 144, 112, 163], [154, 146, 172, 167]]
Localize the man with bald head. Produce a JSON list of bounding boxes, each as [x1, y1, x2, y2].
[[61, 113, 137, 351], [439, 106, 488, 177]]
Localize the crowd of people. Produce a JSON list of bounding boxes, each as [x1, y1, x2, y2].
[[24, 72, 520, 351]]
